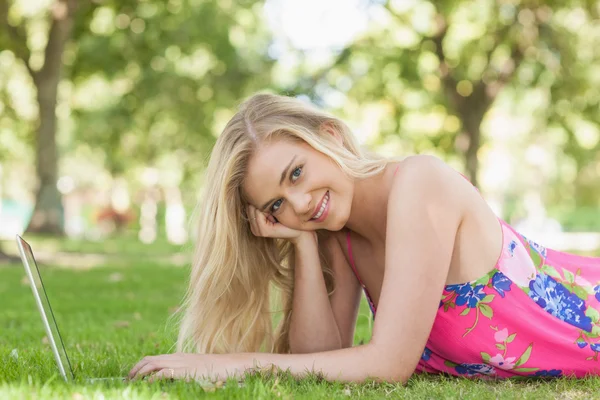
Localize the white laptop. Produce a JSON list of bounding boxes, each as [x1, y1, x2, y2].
[[16, 234, 123, 383]]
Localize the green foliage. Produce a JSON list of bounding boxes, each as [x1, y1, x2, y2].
[[67, 0, 274, 178], [290, 0, 600, 195], [549, 206, 600, 231], [2, 0, 600, 230], [1, 0, 275, 188]]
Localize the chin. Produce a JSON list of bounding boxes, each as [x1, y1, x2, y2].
[[331, 221, 347, 232], [326, 215, 347, 232]]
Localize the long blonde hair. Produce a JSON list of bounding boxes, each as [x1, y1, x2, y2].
[[177, 92, 396, 354]]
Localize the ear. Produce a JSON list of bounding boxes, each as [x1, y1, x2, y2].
[[321, 122, 343, 146]]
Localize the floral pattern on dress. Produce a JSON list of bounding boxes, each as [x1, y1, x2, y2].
[[527, 273, 593, 332], [497, 238, 537, 287], [421, 347, 432, 361], [414, 218, 600, 379], [533, 369, 562, 377], [349, 173, 600, 380], [481, 327, 538, 373], [443, 360, 496, 376], [491, 272, 512, 298], [441, 282, 495, 337]]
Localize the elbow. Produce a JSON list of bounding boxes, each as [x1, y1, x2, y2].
[[363, 344, 412, 384], [365, 365, 410, 385], [372, 370, 410, 385]]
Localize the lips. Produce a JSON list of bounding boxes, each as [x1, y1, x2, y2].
[[310, 191, 329, 221]]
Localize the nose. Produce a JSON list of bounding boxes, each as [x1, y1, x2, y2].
[[289, 191, 312, 216]]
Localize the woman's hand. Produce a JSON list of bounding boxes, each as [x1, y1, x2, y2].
[[128, 352, 248, 383], [247, 205, 314, 246]]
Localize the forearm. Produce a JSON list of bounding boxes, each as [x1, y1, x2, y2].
[[237, 344, 408, 383], [288, 234, 342, 353]]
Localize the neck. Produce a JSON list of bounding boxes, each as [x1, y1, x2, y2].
[[344, 164, 397, 245]]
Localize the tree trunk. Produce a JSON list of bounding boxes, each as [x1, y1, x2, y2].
[[25, 0, 76, 236], [463, 121, 481, 188], [429, 10, 524, 188], [458, 87, 489, 188], [27, 74, 64, 234]]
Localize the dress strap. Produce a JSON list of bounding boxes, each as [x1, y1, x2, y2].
[[345, 230, 377, 315], [346, 231, 362, 285]]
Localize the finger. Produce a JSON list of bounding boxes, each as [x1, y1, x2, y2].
[[252, 209, 268, 235], [246, 205, 257, 226], [130, 354, 182, 381], [128, 356, 156, 380], [149, 368, 198, 383], [147, 367, 183, 383], [133, 361, 169, 381], [248, 206, 265, 235], [129, 353, 188, 381]]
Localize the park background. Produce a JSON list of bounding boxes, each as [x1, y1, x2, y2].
[[1, 0, 600, 398]]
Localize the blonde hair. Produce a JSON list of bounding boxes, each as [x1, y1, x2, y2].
[[177, 92, 398, 354]]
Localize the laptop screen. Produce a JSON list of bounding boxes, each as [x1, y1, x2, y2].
[[17, 235, 74, 382]]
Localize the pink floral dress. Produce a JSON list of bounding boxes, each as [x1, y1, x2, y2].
[[346, 178, 600, 379]]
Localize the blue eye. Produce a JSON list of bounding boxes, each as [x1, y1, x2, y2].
[[271, 199, 283, 212], [292, 166, 302, 180], [270, 165, 303, 213]]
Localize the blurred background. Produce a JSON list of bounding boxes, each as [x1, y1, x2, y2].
[[1, 0, 600, 261]]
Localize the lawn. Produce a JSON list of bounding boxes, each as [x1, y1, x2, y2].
[[1, 234, 599, 399]]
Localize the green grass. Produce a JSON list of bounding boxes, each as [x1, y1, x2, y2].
[[1, 236, 600, 399]]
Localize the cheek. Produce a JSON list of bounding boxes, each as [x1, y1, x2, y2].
[[337, 179, 353, 206]]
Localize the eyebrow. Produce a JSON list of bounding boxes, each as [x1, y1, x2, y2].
[[260, 155, 297, 212]]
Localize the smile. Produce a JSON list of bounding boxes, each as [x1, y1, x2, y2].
[[310, 191, 330, 222]]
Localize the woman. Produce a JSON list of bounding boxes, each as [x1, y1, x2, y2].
[[129, 93, 600, 383]]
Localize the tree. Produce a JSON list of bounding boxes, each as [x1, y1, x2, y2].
[[1, 0, 274, 236], [0, 0, 77, 235], [289, 0, 600, 192], [68, 0, 273, 182]]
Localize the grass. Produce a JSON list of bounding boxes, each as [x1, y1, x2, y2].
[[1, 234, 600, 399]]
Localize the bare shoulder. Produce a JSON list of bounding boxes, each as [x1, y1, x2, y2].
[[393, 154, 467, 187], [390, 155, 503, 284], [390, 154, 478, 216]]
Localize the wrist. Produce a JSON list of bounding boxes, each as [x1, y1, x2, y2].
[[289, 231, 317, 248]]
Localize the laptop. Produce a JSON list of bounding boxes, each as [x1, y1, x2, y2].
[[16, 234, 123, 383]]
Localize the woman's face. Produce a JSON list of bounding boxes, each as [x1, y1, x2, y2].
[[242, 137, 353, 231]]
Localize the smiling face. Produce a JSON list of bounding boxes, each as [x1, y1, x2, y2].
[[242, 137, 354, 231]]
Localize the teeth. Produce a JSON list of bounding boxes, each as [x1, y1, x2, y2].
[[312, 192, 329, 220]]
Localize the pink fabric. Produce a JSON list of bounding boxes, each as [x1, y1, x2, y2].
[[346, 231, 376, 314], [346, 171, 600, 378]]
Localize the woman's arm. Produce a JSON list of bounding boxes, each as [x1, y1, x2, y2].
[[130, 155, 469, 383], [248, 155, 467, 382], [288, 233, 362, 353]]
